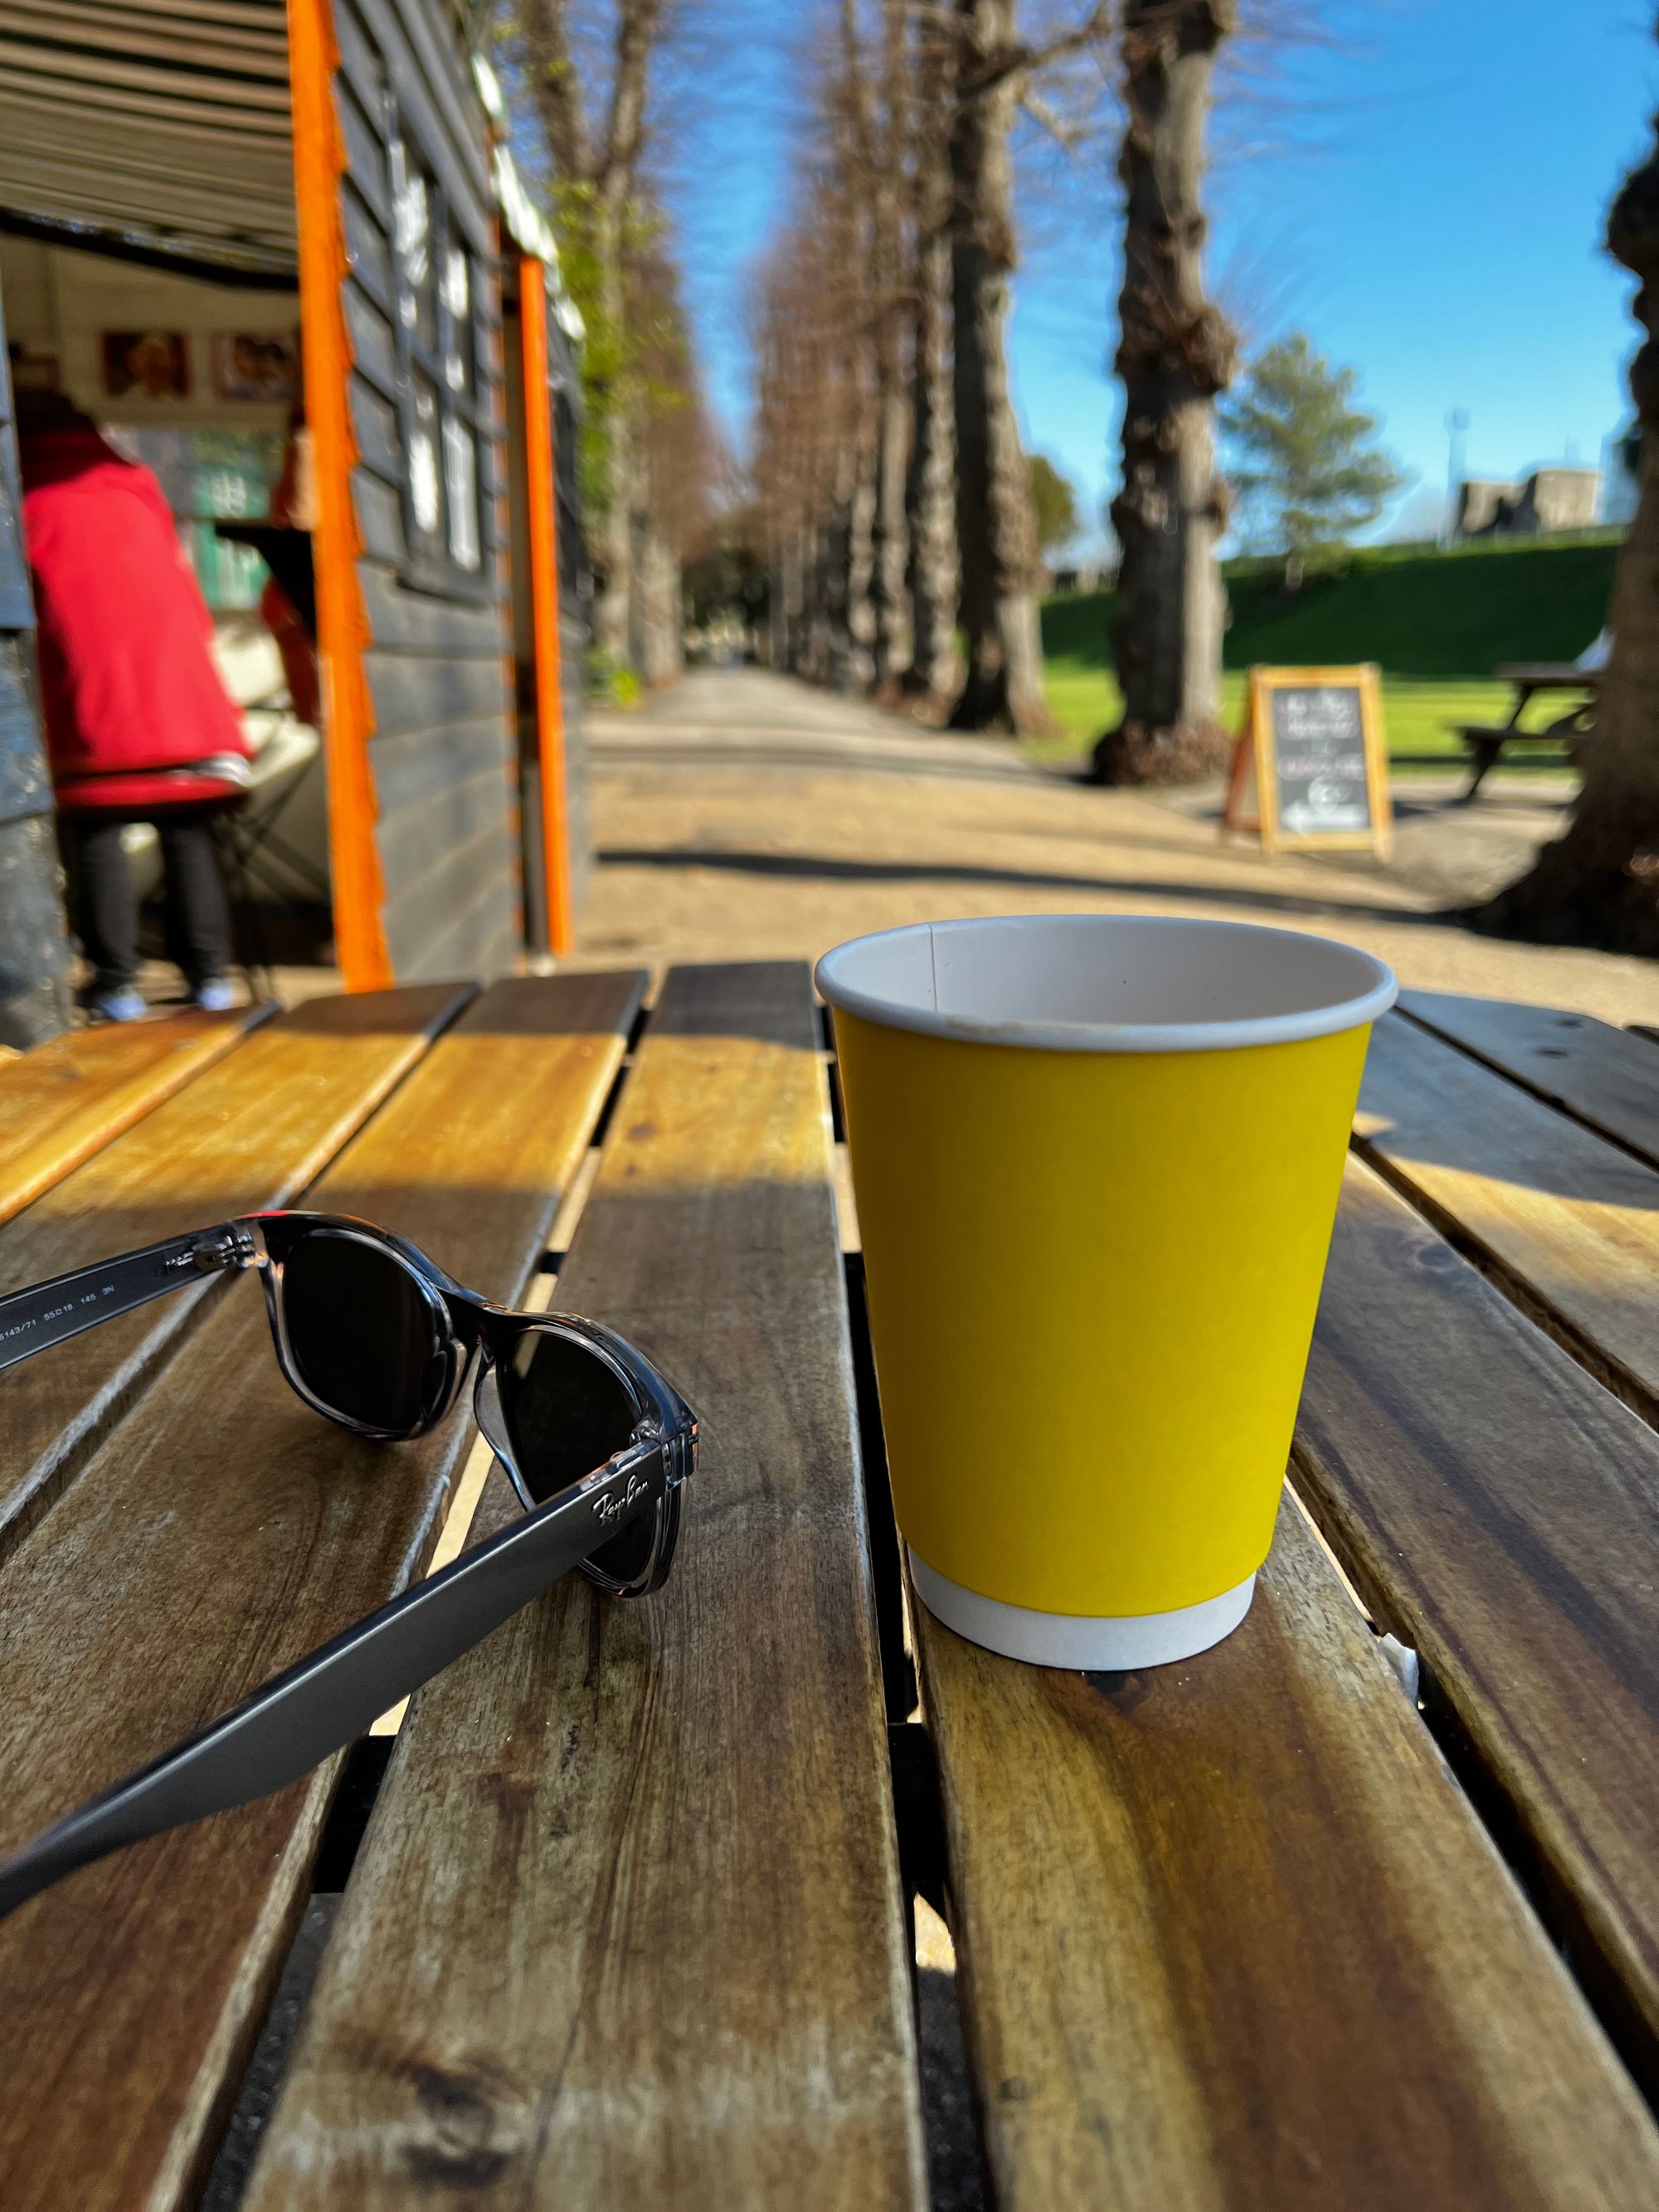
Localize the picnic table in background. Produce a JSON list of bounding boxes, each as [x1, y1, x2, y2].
[[0, 970, 1658, 2207], [1453, 661, 1598, 801]]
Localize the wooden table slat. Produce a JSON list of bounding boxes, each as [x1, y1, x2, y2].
[[1400, 989, 1659, 1169], [241, 962, 928, 2210], [1294, 1153, 1659, 2082], [0, 971, 645, 2212], [917, 1493, 1659, 2208], [1355, 1010, 1659, 1413], [0, 1003, 271, 1228], [0, 983, 474, 1563]]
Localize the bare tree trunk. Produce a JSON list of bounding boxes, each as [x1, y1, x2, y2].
[[902, 22, 959, 708], [947, 0, 1053, 735], [581, 0, 664, 676], [869, 0, 914, 694], [872, 372, 912, 693], [1090, 0, 1236, 785], [591, 218, 635, 669], [1475, 100, 1659, 950], [844, 441, 878, 691]]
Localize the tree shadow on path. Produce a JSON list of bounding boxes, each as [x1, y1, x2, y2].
[[598, 847, 1451, 932]]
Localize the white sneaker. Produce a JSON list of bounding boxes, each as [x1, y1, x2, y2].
[[191, 978, 240, 1013], [87, 986, 147, 1023]]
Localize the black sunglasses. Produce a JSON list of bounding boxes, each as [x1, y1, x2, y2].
[[0, 1210, 698, 1919]]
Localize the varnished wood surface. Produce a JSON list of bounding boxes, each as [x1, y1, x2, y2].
[[1400, 989, 1659, 1168], [0, 972, 644, 2212], [0, 984, 471, 1561], [917, 1495, 1659, 2209], [1295, 1155, 1659, 2074], [242, 964, 927, 2210], [1356, 1011, 1659, 1410], [0, 1003, 269, 1227]]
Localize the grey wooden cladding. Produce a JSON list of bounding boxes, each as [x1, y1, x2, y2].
[[350, 465, 404, 564], [343, 284, 399, 401], [358, 559, 504, 653], [362, 649, 507, 740], [0, 280, 71, 1043], [241, 964, 927, 2210], [348, 370, 401, 486], [331, 0, 519, 980], [370, 711, 509, 811], [339, 177, 394, 313]]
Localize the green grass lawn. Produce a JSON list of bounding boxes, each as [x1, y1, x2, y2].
[[1039, 535, 1618, 774]]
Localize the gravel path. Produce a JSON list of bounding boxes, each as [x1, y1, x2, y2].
[[579, 669, 1659, 1028]]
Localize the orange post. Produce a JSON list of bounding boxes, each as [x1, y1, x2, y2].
[[285, 0, 392, 989], [518, 255, 576, 957]]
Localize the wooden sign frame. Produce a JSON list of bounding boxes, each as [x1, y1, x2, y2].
[[1224, 664, 1393, 860]]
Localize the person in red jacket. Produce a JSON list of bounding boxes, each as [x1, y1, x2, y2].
[[17, 389, 252, 1020]]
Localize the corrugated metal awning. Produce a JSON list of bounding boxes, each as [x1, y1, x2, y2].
[[0, 0, 297, 280]]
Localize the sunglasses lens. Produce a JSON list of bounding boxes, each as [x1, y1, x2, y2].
[[498, 1327, 638, 1504], [281, 1230, 439, 1432], [497, 1328, 663, 1584]]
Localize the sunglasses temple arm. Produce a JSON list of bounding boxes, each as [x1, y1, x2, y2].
[[0, 1441, 668, 1924], [0, 1223, 255, 1376]]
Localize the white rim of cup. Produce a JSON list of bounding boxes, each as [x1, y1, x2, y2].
[[815, 914, 1398, 1055]]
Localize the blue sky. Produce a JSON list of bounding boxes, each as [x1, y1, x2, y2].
[[668, 1, 1656, 548]]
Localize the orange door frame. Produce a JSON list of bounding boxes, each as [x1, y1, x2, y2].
[[517, 254, 576, 957], [286, 0, 392, 989]]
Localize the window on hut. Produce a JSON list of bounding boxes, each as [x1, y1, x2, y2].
[[388, 129, 486, 592]]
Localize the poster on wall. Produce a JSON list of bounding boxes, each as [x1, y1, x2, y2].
[[212, 332, 300, 403], [100, 331, 191, 401]]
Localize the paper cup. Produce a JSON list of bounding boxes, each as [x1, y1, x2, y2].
[[817, 915, 1395, 1670]]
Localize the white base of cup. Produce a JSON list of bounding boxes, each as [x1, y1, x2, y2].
[[907, 1549, 1257, 1670]]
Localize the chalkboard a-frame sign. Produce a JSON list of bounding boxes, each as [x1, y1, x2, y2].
[[1223, 665, 1393, 858]]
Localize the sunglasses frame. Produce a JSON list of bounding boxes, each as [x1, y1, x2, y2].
[[0, 1210, 698, 1921], [250, 1212, 688, 1595]]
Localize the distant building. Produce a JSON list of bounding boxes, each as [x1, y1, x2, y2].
[[1048, 562, 1103, 596], [1454, 467, 1602, 538]]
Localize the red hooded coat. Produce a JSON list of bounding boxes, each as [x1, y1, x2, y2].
[[19, 428, 252, 810]]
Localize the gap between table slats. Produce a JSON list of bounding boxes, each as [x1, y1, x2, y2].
[[0, 971, 645, 2212], [0, 1001, 272, 1227], [1290, 1150, 1659, 2094], [240, 961, 928, 2211], [1399, 989, 1659, 1172], [913, 1480, 1659, 2209], [1355, 1010, 1659, 1422], [0, 982, 474, 1563]]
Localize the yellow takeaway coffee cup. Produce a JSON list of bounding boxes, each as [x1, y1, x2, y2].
[[816, 914, 1396, 1669]]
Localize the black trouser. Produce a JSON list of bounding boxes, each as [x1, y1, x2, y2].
[[59, 805, 236, 993]]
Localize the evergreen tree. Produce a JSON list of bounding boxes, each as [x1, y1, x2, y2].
[[1220, 333, 1406, 586], [1029, 455, 1082, 558]]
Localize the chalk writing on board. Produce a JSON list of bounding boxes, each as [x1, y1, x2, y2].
[[1270, 686, 1370, 834]]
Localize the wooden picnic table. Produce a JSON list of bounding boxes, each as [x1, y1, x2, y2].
[[2, 965, 1659, 2208], [1455, 661, 1599, 800]]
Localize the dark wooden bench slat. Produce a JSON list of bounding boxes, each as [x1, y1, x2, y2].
[[0, 984, 473, 1564], [240, 963, 927, 2210], [0, 1003, 269, 1227], [1399, 989, 1659, 1169], [916, 1491, 1659, 2205], [1355, 1010, 1659, 1415], [0, 972, 645, 2212], [1297, 1154, 1659, 2083]]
